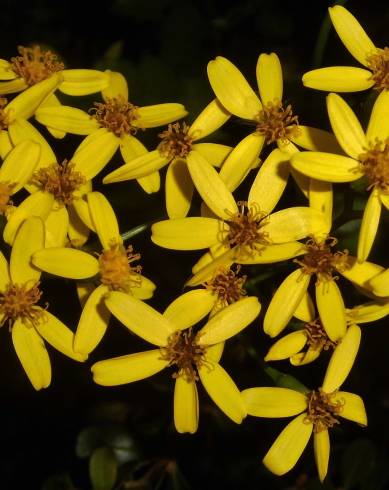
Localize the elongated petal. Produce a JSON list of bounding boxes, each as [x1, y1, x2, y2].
[[105, 291, 174, 345], [290, 126, 342, 153], [87, 191, 121, 249], [357, 188, 381, 262], [349, 301, 389, 323], [265, 331, 308, 361], [44, 206, 69, 248], [329, 5, 376, 66], [243, 387, 306, 417], [0, 78, 26, 95], [32, 248, 99, 279], [0, 129, 12, 158], [199, 362, 246, 423], [119, 133, 147, 160], [60, 69, 109, 95], [165, 158, 193, 219], [39, 94, 66, 139], [294, 292, 315, 322], [0, 60, 17, 80], [189, 99, 230, 140], [186, 248, 236, 287], [174, 377, 199, 434], [314, 430, 330, 483], [68, 206, 90, 247], [322, 324, 361, 393], [35, 106, 99, 135], [137, 171, 160, 194], [198, 297, 261, 345], [131, 276, 156, 300], [207, 56, 261, 119], [316, 279, 346, 342], [71, 196, 95, 232], [102, 70, 128, 101], [12, 319, 51, 390], [290, 348, 321, 366], [256, 53, 283, 104], [237, 242, 306, 265], [327, 93, 367, 158], [0, 140, 40, 192], [187, 151, 238, 219], [264, 269, 310, 337], [263, 414, 313, 476], [92, 350, 168, 386], [151, 217, 220, 250], [192, 143, 231, 168], [134, 104, 187, 128], [309, 180, 332, 237], [206, 342, 224, 363], [291, 151, 363, 182], [334, 391, 367, 426], [303, 66, 374, 92], [163, 289, 215, 330], [367, 89, 389, 144], [340, 256, 384, 289], [103, 150, 169, 183]]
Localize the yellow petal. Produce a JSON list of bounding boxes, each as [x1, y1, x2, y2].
[[291, 151, 363, 182], [137, 171, 160, 194], [174, 377, 199, 434], [256, 53, 283, 105], [35, 106, 99, 135], [0, 60, 17, 80], [290, 167, 310, 199], [35, 309, 87, 361], [207, 56, 262, 119], [309, 179, 333, 238], [289, 126, 342, 153], [264, 269, 310, 337], [151, 217, 220, 250], [357, 188, 381, 262], [265, 331, 308, 362], [39, 94, 66, 139], [0, 250, 10, 290], [92, 349, 168, 386], [348, 301, 389, 323], [77, 281, 95, 308], [163, 289, 215, 330], [322, 324, 361, 393], [0, 129, 12, 158], [329, 5, 376, 66], [87, 191, 121, 249], [192, 242, 230, 274], [248, 148, 289, 214], [333, 391, 367, 426], [366, 89, 389, 144], [367, 268, 389, 297], [0, 78, 26, 95], [165, 158, 194, 219], [131, 275, 156, 300], [68, 206, 90, 247], [189, 99, 230, 140], [198, 361, 246, 423], [134, 103, 187, 128], [206, 342, 224, 363], [74, 285, 111, 355], [263, 414, 313, 476], [242, 387, 307, 417], [102, 70, 128, 101], [302, 66, 374, 92], [10, 216, 44, 284], [0, 140, 40, 192], [294, 292, 315, 322], [32, 247, 99, 279], [119, 133, 147, 161], [340, 256, 384, 289], [186, 248, 236, 287], [187, 151, 238, 219], [105, 291, 175, 345], [60, 69, 109, 95], [44, 206, 69, 248], [192, 144, 231, 173], [71, 196, 95, 232], [316, 279, 346, 342], [314, 430, 330, 483], [237, 242, 306, 265], [290, 348, 321, 366], [12, 319, 51, 390], [198, 297, 261, 345]]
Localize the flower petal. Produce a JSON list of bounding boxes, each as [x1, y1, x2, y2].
[[290, 126, 342, 153], [193, 143, 232, 168], [264, 331, 308, 361], [256, 53, 283, 104], [68, 205, 91, 247], [0, 250, 10, 290], [0, 60, 17, 80], [87, 191, 121, 249], [290, 348, 321, 366], [367, 268, 389, 297], [340, 256, 384, 289], [316, 278, 347, 342], [134, 104, 187, 128], [348, 301, 389, 323], [243, 387, 307, 417], [334, 391, 367, 426], [137, 172, 160, 194], [163, 289, 215, 330], [294, 292, 315, 323], [237, 242, 306, 265], [309, 179, 333, 237], [174, 376, 199, 434], [302, 66, 374, 92], [60, 69, 109, 95], [165, 158, 194, 219], [366, 89, 389, 144], [32, 247, 99, 279], [35, 106, 99, 135], [186, 248, 236, 287], [0, 140, 40, 192], [102, 70, 128, 101], [189, 99, 230, 140], [314, 430, 330, 483], [131, 276, 156, 300], [103, 150, 169, 183], [357, 188, 381, 262], [44, 206, 69, 248]]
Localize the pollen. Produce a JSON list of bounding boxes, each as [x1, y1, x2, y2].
[[304, 318, 337, 352], [31, 160, 86, 206], [294, 237, 349, 282], [0, 182, 15, 214], [359, 138, 389, 191], [91, 96, 140, 137], [0, 98, 10, 129], [205, 266, 247, 308], [157, 122, 194, 159], [255, 100, 300, 144], [10, 45, 64, 86], [366, 47, 389, 91], [160, 328, 207, 382], [305, 388, 344, 433], [0, 282, 45, 329], [98, 242, 142, 292]]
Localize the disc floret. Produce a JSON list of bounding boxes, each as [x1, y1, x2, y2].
[[158, 122, 194, 159], [205, 266, 247, 307], [366, 47, 389, 91], [91, 96, 140, 137], [255, 100, 300, 144], [98, 242, 142, 292], [0, 282, 45, 328], [359, 137, 389, 191], [0, 182, 15, 214], [305, 388, 344, 433], [305, 319, 337, 352]]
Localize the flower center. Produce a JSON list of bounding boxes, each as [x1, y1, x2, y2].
[[10, 45, 64, 86], [359, 138, 389, 191], [0, 182, 15, 214], [304, 318, 337, 352], [255, 100, 300, 144], [98, 242, 142, 292], [205, 266, 247, 308], [91, 96, 140, 137], [0, 98, 10, 129], [294, 237, 349, 281], [305, 388, 344, 433], [0, 282, 45, 328], [224, 201, 269, 253], [366, 47, 389, 91], [160, 328, 207, 381], [31, 160, 86, 205], [157, 122, 194, 159]]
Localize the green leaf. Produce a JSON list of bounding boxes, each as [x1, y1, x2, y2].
[[264, 365, 308, 393], [89, 446, 118, 490], [41, 473, 76, 490]]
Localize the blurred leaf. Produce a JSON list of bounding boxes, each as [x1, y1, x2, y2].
[[341, 438, 376, 489], [264, 365, 308, 393], [76, 426, 102, 459], [335, 218, 362, 254], [101, 41, 124, 64], [41, 473, 76, 490], [90, 446, 118, 490]]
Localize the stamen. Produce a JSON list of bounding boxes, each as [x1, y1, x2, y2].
[[256, 100, 300, 144], [10, 45, 64, 86], [90, 96, 140, 137], [367, 47, 389, 91], [157, 122, 194, 159], [0, 98, 10, 129], [0, 182, 15, 214], [304, 318, 337, 352], [304, 388, 344, 433], [31, 160, 86, 205], [0, 281, 46, 329], [359, 138, 389, 191], [205, 265, 247, 308], [98, 242, 142, 292]]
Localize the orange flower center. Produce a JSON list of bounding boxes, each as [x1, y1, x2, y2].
[[367, 47, 389, 91], [305, 388, 344, 433], [157, 122, 194, 159], [0, 282, 45, 328], [359, 137, 389, 191], [98, 242, 142, 292], [90, 96, 140, 137], [205, 266, 247, 308], [256, 100, 300, 144]]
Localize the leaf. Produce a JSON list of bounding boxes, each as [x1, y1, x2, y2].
[[41, 473, 76, 490], [341, 438, 376, 490], [90, 446, 118, 490], [263, 365, 308, 393], [76, 426, 102, 458]]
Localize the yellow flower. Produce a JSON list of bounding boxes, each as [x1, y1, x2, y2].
[[303, 6, 388, 93], [103, 99, 232, 218], [242, 324, 366, 482], [31, 191, 155, 356], [291, 90, 389, 262], [92, 291, 261, 433], [34, 70, 188, 194], [0, 216, 86, 390], [366, 267, 389, 298]]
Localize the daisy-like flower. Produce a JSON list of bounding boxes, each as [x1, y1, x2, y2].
[[0, 216, 86, 390], [34, 70, 188, 194], [242, 324, 366, 482], [291, 90, 389, 262], [92, 291, 261, 433], [31, 191, 155, 356], [103, 98, 232, 218], [303, 6, 389, 93]]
